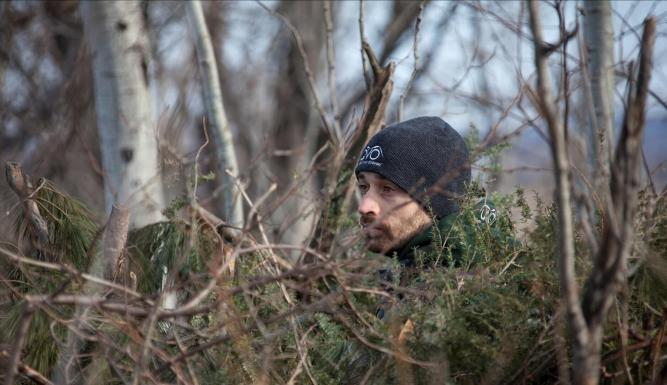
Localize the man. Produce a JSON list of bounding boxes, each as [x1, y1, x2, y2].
[[355, 116, 473, 266]]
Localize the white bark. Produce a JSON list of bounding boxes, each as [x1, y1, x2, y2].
[[584, 1, 615, 191], [81, 1, 165, 229], [185, 0, 244, 229]]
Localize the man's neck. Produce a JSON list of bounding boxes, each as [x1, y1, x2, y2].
[[387, 222, 435, 263]]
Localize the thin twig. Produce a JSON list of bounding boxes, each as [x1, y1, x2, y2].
[[359, 0, 371, 90], [133, 293, 170, 385], [649, 89, 667, 111], [173, 330, 200, 385], [651, 312, 667, 383], [323, 0, 341, 139], [4, 303, 35, 385], [556, 1, 570, 142], [192, 116, 210, 207], [528, 1, 592, 382], [289, 323, 318, 385], [616, 295, 635, 385], [0, 246, 146, 300], [398, 0, 425, 122], [18, 361, 54, 385], [335, 313, 435, 368]]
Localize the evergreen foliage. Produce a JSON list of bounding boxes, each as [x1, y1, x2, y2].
[[1, 175, 666, 384], [1, 180, 96, 379]]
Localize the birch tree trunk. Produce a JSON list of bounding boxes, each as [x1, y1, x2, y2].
[[185, 0, 244, 229], [584, 1, 615, 193], [81, 1, 165, 229]]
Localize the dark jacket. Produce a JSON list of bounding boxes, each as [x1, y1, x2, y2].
[[376, 199, 510, 318], [389, 199, 503, 269]]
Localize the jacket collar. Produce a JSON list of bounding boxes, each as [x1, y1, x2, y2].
[[389, 213, 458, 265]]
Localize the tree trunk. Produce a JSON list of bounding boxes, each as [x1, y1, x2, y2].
[[584, 1, 614, 194], [186, 0, 244, 229], [270, 0, 325, 249], [81, 0, 165, 229]]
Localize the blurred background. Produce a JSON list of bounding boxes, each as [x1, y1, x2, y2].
[[1, 0, 666, 246]]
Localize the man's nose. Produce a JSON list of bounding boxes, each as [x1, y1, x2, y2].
[[358, 192, 380, 217]]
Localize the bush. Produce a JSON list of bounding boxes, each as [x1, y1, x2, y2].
[[1, 177, 666, 384]]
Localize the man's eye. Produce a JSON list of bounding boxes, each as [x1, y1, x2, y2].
[[382, 185, 394, 193], [358, 185, 369, 194]]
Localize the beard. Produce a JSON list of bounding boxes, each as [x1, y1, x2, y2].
[[361, 211, 431, 254], [362, 222, 394, 253]]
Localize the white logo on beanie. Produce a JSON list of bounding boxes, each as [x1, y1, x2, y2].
[[360, 145, 384, 165]]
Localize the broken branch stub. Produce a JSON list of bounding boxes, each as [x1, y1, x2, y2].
[[5, 162, 50, 248], [102, 204, 130, 281], [308, 42, 395, 258]]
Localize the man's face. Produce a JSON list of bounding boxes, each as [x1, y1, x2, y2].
[[357, 172, 431, 254]]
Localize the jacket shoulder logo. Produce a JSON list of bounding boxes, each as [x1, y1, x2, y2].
[[479, 204, 497, 225]]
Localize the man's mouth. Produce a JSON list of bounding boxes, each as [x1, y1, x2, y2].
[[362, 225, 384, 239], [361, 215, 388, 241]]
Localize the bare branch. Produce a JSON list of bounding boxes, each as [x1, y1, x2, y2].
[[359, 0, 371, 90], [3, 303, 34, 385], [5, 162, 49, 247], [380, 1, 427, 65], [398, 1, 425, 122], [0, 246, 145, 300], [17, 361, 54, 385], [528, 1, 592, 383], [323, 0, 341, 137], [582, 16, 656, 331], [649, 89, 667, 111]]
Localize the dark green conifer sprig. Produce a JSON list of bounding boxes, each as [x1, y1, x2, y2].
[[2, 179, 97, 381]]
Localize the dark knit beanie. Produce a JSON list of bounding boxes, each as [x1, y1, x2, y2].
[[354, 116, 471, 219]]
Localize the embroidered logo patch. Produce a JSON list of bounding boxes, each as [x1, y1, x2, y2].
[[359, 145, 384, 167], [479, 204, 497, 225]]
